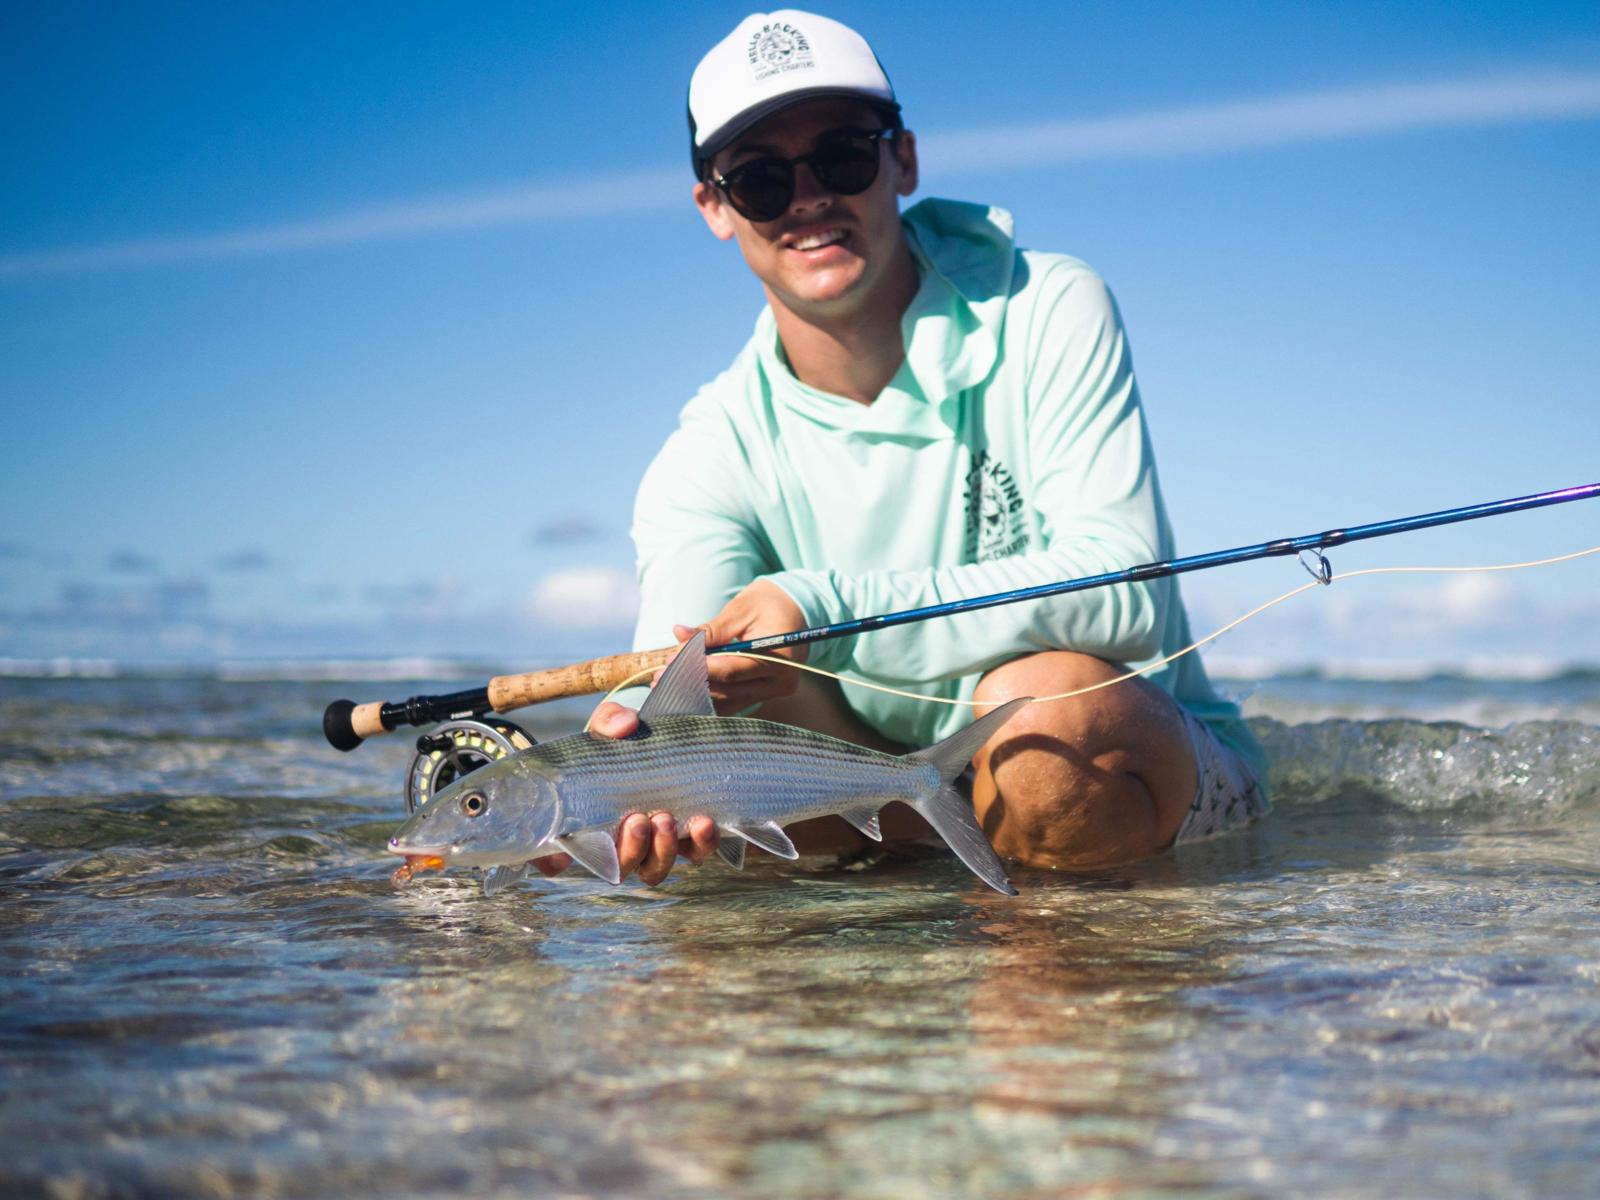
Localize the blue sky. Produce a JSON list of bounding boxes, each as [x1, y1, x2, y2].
[[4, 1, 1598, 675]]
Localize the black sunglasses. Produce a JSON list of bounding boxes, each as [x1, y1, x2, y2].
[[710, 128, 896, 222]]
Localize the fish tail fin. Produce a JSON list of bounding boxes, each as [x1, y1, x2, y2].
[[909, 698, 1031, 788], [908, 786, 1017, 896], [905, 698, 1030, 897]]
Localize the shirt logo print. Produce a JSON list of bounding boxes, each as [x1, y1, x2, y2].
[[963, 451, 1028, 561]]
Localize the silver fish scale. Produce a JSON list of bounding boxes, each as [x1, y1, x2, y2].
[[528, 715, 936, 829]]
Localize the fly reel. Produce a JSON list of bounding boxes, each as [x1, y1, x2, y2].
[[405, 719, 535, 813]]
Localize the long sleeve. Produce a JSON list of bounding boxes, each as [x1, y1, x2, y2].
[[630, 410, 775, 652], [765, 265, 1170, 685]]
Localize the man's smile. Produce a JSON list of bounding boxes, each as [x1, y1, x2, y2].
[[783, 225, 852, 254]]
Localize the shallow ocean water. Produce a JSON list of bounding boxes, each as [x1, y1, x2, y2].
[[2, 672, 1598, 1198]]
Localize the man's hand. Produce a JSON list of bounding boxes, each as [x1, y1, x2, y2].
[[526, 578, 806, 885], [528, 700, 720, 886], [682, 577, 809, 713]]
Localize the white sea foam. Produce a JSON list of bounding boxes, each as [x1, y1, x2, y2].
[[1253, 716, 1600, 815]]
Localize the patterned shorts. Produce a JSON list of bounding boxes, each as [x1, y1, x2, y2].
[[1172, 707, 1271, 843]]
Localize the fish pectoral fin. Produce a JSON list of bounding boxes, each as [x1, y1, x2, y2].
[[721, 820, 798, 861], [838, 806, 883, 842], [556, 830, 622, 885], [713, 837, 746, 871], [482, 863, 532, 897]]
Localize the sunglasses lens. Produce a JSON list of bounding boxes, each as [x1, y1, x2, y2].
[[811, 137, 882, 196], [718, 132, 887, 221], [725, 160, 794, 222]]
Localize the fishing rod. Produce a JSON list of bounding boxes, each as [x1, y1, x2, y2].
[[323, 481, 1599, 751]]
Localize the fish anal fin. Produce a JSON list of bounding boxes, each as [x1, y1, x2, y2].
[[838, 806, 882, 842], [714, 837, 746, 871]]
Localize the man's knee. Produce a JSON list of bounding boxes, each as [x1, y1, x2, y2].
[[970, 651, 1195, 867], [973, 651, 1152, 757]]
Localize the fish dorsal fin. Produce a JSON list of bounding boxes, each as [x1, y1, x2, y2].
[[714, 837, 746, 871], [638, 631, 715, 722], [720, 820, 798, 861], [556, 830, 622, 885]]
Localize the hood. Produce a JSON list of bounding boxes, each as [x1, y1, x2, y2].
[[757, 197, 1017, 440]]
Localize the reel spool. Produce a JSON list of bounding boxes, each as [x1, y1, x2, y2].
[[405, 719, 535, 813]]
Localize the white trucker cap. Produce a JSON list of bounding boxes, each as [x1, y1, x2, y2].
[[688, 10, 899, 175]]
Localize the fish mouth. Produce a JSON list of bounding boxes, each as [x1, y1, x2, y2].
[[387, 831, 449, 857], [388, 831, 513, 873]]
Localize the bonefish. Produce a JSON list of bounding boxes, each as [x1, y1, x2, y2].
[[388, 632, 1028, 895]]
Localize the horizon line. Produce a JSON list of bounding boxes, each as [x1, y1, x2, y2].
[[3, 652, 1596, 683], [4, 66, 1599, 280]]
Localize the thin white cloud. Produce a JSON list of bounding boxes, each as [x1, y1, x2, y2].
[[4, 68, 1598, 280], [0, 168, 683, 280], [528, 566, 640, 631], [1193, 567, 1600, 677], [922, 69, 1600, 170]]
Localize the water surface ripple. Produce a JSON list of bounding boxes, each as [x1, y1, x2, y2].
[[2, 675, 1598, 1198]]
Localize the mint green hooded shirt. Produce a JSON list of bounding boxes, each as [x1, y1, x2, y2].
[[631, 198, 1263, 780]]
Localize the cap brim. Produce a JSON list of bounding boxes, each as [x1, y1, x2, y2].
[[694, 88, 901, 173]]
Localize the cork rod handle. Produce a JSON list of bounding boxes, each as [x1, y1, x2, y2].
[[486, 646, 676, 711], [322, 644, 686, 750]]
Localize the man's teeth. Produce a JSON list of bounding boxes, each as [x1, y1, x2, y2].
[[792, 229, 847, 251]]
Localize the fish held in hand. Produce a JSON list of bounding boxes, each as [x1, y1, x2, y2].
[[387, 632, 1028, 895]]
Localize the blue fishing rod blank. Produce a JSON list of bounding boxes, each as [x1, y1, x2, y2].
[[721, 482, 1600, 655], [323, 481, 1599, 747]]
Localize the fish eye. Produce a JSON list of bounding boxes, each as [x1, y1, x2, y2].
[[460, 791, 488, 818]]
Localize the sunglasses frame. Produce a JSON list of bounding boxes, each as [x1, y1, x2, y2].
[[709, 127, 899, 222]]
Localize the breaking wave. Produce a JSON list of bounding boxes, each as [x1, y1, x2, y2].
[[1250, 716, 1600, 815]]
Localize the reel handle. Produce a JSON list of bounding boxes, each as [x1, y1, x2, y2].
[[322, 645, 676, 750]]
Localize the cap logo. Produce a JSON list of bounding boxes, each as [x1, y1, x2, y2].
[[747, 22, 814, 81]]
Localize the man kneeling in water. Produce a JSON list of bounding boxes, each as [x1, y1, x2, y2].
[[539, 10, 1268, 885]]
